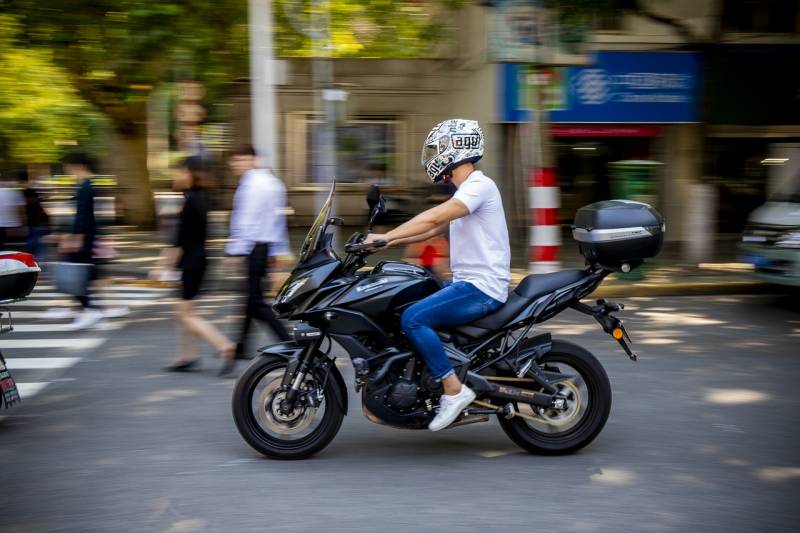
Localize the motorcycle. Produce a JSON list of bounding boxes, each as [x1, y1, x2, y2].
[[232, 183, 664, 459], [0, 251, 41, 409]]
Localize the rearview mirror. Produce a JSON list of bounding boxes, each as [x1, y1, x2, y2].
[[366, 184, 382, 211], [366, 184, 387, 232]]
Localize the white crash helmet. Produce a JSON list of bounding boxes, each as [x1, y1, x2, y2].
[[421, 119, 484, 182]]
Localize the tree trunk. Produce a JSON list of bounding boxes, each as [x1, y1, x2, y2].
[[104, 127, 156, 229]]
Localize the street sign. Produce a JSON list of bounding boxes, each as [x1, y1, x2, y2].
[[550, 51, 700, 123], [499, 51, 701, 123]]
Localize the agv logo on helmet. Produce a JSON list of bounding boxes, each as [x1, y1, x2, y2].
[[451, 133, 481, 150]]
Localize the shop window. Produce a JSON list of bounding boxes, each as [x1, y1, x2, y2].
[[305, 119, 398, 184]]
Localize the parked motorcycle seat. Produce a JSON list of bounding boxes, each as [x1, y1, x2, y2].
[[451, 269, 591, 337]]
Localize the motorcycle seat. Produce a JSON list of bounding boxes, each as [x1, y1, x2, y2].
[[452, 269, 591, 336]]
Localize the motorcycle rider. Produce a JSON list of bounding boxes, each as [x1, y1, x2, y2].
[[365, 119, 511, 431]]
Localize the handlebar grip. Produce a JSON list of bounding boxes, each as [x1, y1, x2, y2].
[[344, 240, 387, 253]]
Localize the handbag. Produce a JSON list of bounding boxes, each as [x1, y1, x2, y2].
[[50, 261, 92, 297]]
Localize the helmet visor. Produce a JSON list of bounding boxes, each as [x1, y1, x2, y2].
[[421, 137, 450, 166], [421, 142, 439, 166]]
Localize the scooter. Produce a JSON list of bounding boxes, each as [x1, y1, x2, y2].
[[0, 251, 41, 408]]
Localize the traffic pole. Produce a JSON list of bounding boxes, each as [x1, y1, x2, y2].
[[528, 66, 560, 275], [248, 0, 278, 169], [529, 167, 560, 274]]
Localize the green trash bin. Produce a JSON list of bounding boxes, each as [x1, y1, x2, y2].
[[608, 160, 663, 280]]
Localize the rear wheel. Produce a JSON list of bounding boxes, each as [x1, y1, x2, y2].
[[498, 340, 611, 455], [232, 355, 345, 460]]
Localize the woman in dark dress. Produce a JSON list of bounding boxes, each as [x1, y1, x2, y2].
[[167, 156, 236, 375]]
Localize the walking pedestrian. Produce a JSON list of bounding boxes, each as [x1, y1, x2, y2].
[[226, 146, 291, 360], [167, 156, 236, 375], [59, 153, 104, 330], [18, 169, 51, 260]]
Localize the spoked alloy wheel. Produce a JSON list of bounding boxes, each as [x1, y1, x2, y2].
[[498, 340, 611, 455], [253, 369, 325, 440], [232, 355, 344, 460], [515, 361, 588, 435]]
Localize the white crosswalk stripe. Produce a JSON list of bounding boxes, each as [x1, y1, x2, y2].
[[6, 357, 82, 369], [1, 281, 173, 404]]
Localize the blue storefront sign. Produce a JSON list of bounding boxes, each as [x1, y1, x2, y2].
[[499, 51, 701, 123]]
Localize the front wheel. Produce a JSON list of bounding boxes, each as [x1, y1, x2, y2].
[[498, 340, 611, 455], [232, 355, 345, 459]]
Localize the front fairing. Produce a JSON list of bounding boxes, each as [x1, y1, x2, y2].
[[274, 259, 342, 317]]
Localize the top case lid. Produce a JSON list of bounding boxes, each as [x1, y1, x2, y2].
[[0, 251, 41, 275], [573, 200, 663, 231]]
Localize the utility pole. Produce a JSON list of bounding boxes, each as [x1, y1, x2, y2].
[[310, 1, 337, 184], [248, 0, 278, 170]]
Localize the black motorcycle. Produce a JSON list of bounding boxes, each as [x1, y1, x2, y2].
[[232, 183, 664, 459]]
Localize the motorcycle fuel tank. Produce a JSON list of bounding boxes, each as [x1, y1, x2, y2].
[[332, 262, 440, 320]]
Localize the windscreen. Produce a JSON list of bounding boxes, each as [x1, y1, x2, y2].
[[297, 182, 335, 264]]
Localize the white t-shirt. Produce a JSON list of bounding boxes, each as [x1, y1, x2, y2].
[[0, 186, 24, 228], [450, 171, 511, 303]]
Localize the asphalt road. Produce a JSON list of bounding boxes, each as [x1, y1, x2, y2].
[[2, 294, 799, 532]]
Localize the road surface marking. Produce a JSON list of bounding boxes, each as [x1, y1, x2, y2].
[[11, 322, 124, 333], [5, 357, 82, 369], [16, 382, 49, 396], [0, 338, 105, 350]]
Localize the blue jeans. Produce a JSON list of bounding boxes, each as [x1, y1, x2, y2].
[[26, 226, 48, 260], [401, 281, 503, 380]]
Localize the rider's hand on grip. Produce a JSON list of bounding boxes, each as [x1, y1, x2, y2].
[[344, 239, 387, 253]]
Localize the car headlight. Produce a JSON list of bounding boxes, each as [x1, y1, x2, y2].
[[775, 232, 800, 248]]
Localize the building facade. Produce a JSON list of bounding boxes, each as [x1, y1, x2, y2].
[[229, 0, 800, 264]]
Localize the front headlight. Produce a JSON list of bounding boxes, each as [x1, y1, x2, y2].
[[775, 232, 800, 248]]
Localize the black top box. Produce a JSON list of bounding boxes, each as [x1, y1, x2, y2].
[[572, 200, 664, 269], [0, 252, 40, 302]]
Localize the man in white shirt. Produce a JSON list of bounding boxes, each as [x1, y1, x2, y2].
[[227, 146, 291, 358], [365, 119, 511, 431]]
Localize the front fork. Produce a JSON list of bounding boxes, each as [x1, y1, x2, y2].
[[279, 338, 323, 415]]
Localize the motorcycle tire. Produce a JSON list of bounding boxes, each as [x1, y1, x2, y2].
[[232, 355, 345, 460], [498, 339, 611, 455]]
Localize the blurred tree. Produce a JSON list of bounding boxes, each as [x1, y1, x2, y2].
[[0, 15, 95, 168], [275, 0, 463, 57], [2, 0, 250, 226], [2, 0, 461, 225]]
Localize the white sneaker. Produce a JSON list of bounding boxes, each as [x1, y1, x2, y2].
[[429, 385, 477, 432], [102, 306, 130, 319], [42, 307, 75, 320], [69, 309, 104, 330]]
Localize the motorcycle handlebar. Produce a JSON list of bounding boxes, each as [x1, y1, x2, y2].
[[344, 240, 387, 253]]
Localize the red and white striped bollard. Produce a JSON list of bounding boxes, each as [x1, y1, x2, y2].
[[529, 168, 560, 274]]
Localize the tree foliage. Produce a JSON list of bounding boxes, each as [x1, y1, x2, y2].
[[0, 15, 94, 164], [274, 0, 463, 58], [2, 0, 251, 134]]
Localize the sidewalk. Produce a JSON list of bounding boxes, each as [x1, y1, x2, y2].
[[94, 226, 771, 298]]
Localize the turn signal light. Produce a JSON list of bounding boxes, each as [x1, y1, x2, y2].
[[612, 328, 624, 340]]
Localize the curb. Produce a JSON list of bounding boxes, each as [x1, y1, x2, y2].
[[589, 280, 774, 298]]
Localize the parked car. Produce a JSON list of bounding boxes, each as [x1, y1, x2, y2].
[[740, 182, 800, 286]]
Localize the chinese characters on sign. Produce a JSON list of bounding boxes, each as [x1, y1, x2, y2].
[[499, 52, 700, 123]]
